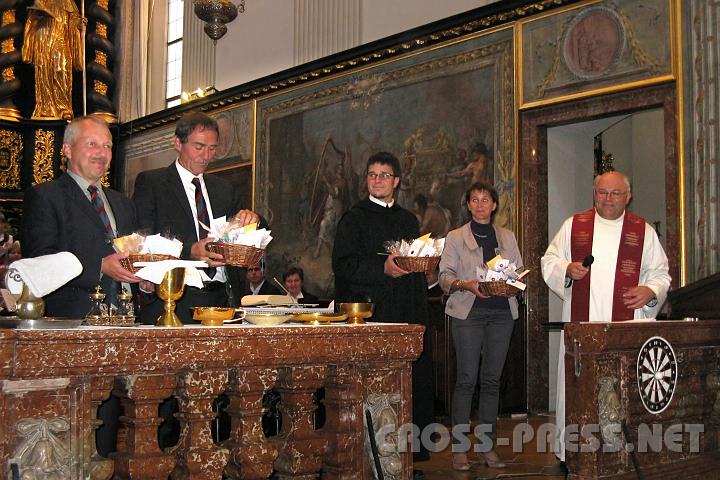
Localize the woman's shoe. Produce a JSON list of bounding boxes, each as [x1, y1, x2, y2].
[[452, 452, 471, 471], [480, 450, 506, 468]]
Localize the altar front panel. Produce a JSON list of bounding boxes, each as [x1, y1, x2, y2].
[[0, 323, 424, 480], [564, 321, 720, 479]]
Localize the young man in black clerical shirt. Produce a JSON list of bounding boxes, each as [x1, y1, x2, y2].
[[332, 151, 433, 478]]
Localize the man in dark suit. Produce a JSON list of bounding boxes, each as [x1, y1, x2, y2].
[[133, 111, 260, 324], [243, 259, 283, 297], [21, 115, 141, 458], [22, 116, 140, 318]]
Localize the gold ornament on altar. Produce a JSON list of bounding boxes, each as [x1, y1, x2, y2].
[[155, 267, 187, 327], [22, 0, 84, 120]]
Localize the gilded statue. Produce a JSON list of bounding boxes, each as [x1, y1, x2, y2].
[[22, 0, 84, 120]]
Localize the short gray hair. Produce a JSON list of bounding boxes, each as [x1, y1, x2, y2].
[[63, 116, 110, 145], [593, 171, 631, 192]]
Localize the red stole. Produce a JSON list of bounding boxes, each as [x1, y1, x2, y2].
[[570, 208, 646, 322]]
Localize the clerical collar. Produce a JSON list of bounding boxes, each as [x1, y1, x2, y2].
[[175, 159, 203, 185], [369, 195, 394, 208]]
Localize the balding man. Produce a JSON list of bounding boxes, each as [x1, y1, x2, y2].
[[22, 116, 139, 318], [541, 171, 671, 462]]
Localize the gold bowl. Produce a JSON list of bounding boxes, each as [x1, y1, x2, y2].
[[292, 312, 347, 325], [192, 307, 237, 326], [244, 313, 292, 326], [337, 302, 374, 324]]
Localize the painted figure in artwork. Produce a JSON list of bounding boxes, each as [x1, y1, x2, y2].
[[22, 0, 84, 120]]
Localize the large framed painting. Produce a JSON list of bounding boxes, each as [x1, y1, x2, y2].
[[256, 28, 515, 297], [520, 0, 674, 107]]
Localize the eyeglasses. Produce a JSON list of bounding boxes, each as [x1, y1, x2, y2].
[[366, 172, 396, 180], [595, 189, 628, 198]]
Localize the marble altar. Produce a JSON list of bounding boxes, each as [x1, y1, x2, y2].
[[0, 322, 424, 479]]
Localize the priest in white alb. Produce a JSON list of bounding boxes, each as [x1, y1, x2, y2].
[[541, 171, 671, 461]]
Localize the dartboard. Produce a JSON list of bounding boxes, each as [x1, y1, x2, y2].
[[637, 336, 677, 414]]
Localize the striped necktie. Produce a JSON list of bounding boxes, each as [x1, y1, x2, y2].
[[192, 177, 216, 279], [191, 177, 210, 240], [87, 184, 118, 306], [87, 185, 113, 236]]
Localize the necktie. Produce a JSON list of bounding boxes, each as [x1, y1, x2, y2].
[[191, 178, 210, 239], [191, 178, 216, 279], [88, 185, 113, 236], [87, 185, 118, 306]]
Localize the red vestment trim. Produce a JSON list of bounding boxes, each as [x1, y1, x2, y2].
[[570, 209, 646, 322]]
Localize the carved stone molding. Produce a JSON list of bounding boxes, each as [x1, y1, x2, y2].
[[11, 416, 72, 479], [364, 392, 403, 480], [597, 376, 622, 452]]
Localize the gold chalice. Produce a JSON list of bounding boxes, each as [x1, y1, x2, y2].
[[337, 302, 374, 324], [155, 267, 186, 327]]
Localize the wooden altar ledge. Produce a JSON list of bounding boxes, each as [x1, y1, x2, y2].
[[564, 320, 720, 479], [0, 323, 425, 479]]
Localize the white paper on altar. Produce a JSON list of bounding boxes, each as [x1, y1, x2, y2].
[[134, 260, 208, 288]]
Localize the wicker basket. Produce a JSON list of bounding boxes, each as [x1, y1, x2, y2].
[[206, 242, 265, 268], [120, 253, 177, 273], [394, 256, 441, 273], [477, 280, 520, 298]]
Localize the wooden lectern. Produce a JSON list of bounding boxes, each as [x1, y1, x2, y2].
[[666, 271, 720, 319], [564, 320, 720, 479]]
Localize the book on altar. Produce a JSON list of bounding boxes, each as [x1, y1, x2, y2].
[[241, 294, 295, 306], [239, 300, 335, 315]]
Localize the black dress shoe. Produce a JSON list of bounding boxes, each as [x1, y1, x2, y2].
[[413, 469, 425, 480]]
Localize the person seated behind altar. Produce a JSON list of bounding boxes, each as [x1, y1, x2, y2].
[[283, 267, 319, 304], [242, 258, 282, 296]]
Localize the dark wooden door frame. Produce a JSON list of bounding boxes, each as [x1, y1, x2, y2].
[[518, 82, 681, 413]]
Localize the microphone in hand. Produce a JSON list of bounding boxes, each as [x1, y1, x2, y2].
[[582, 255, 594, 268]]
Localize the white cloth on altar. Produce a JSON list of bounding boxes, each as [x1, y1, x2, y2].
[[541, 211, 671, 461], [5, 252, 83, 297]]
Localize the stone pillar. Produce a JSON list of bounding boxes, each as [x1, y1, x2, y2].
[[85, 376, 114, 480], [171, 370, 230, 479], [224, 367, 279, 479], [112, 374, 177, 479], [275, 366, 328, 479], [322, 365, 364, 479]]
